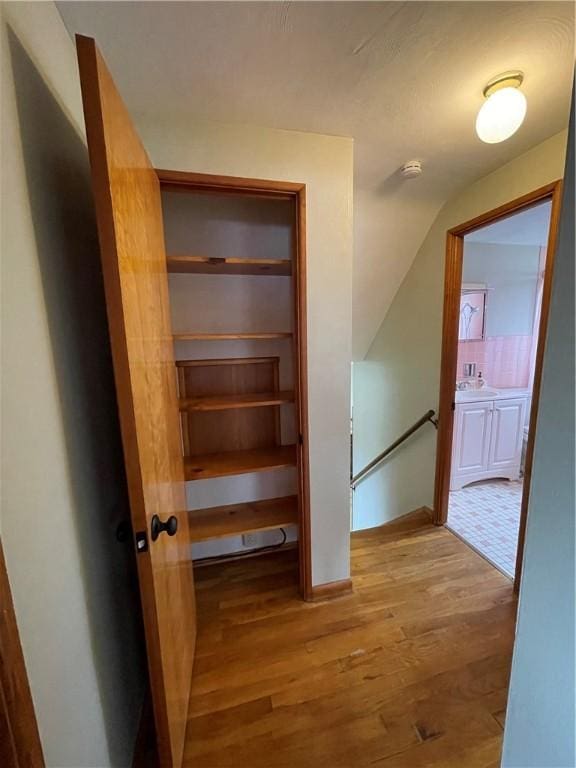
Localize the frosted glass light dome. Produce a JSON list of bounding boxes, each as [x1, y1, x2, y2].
[[476, 86, 527, 144]]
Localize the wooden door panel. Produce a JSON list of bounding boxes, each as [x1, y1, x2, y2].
[[76, 36, 195, 768]]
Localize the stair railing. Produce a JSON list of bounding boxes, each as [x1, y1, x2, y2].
[[351, 409, 438, 489]]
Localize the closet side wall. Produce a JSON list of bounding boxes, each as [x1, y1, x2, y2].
[[141, 119, 353, 585]]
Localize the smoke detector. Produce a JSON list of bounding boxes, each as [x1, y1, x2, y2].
[[401, 160, 423, 178]]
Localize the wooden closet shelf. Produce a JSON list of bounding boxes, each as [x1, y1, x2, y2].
[[189, 495, 298, 543], [185, 445, 296, 480], [179, 390, 294, 412], [173, 332, 293, 341], [167, 255, 292, 276]]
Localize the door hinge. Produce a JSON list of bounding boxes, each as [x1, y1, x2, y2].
[[451, 401, 455, 411], [298, 433, 303, 445]]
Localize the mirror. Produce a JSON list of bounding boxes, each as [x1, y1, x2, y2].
[[459, 287, 486, 341]]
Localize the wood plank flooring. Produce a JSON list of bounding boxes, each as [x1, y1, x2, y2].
[[184, 510, 516, 767]]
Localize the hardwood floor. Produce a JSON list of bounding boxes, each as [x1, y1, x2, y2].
[[184, 510, 516, 767]]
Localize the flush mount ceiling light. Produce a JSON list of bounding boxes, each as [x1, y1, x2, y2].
[[475, 71, 527, 144]]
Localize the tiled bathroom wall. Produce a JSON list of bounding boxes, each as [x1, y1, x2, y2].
[[457, 335, 532, 388]]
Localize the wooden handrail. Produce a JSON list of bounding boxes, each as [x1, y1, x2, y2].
[[351, 410, 438, 488]]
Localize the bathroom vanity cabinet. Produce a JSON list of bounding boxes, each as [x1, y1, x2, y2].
[[450, 395, 527, 490]]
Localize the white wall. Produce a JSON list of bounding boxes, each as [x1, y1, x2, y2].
[[352, 130, 568, 529], [462, 242, 541, 336], [502, 97, 575, 768], [1, 3, 144, 765], [138, 116, 354, 585]]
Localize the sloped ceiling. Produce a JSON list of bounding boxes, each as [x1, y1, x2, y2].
[[57, 1, 574, 358]]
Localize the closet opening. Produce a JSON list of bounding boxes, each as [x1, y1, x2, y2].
[[157, 170, 312, 598]]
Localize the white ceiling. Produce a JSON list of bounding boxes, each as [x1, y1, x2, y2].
[[56, 1, 574, 357], [466, 200, 552, 246]]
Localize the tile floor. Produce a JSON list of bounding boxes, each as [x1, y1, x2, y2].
[[447, 479, 523, 578]]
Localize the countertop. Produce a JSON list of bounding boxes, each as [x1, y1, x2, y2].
[[455, 386, 531, 404]]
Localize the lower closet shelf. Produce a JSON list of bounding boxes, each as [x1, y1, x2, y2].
[[184, 445, 297, 480], [189, 495, 298, 543]]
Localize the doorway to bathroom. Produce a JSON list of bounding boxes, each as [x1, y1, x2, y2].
[[433, 181, 563, 587]]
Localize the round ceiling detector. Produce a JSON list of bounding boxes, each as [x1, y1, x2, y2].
[[401, 160, 423, 178], [476, 71, 527, 144]]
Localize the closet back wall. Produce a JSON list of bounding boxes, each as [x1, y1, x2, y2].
[[141, 118, 354, 586]]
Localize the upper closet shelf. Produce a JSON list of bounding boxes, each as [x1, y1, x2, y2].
[[167, 255, 292, 276], [173, 332, 292, 341]]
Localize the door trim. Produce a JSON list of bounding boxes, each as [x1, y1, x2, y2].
[[0, 539, 44, 768], [155, 169, 313, 601], [432, 180, 564, 592]]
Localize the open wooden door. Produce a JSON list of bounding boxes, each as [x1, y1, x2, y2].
[[76, 36, 196, 768]]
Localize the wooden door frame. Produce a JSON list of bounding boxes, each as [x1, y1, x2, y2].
[[432, 180, 564, 591], [155, 169, 313, 601], [0, 539, 44, 767]]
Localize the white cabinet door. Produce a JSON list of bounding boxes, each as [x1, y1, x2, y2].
[[488, 398, 526, 472], [452, 402, 492, 484]]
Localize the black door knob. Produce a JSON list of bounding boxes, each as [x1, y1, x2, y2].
[[150, 514, 178, 542]]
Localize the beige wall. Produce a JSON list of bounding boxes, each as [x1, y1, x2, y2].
[[1, 2, 144, 765], [137, 116, 354, 585], [502, 97, 575, 768], [352, 130, 568, 529]]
